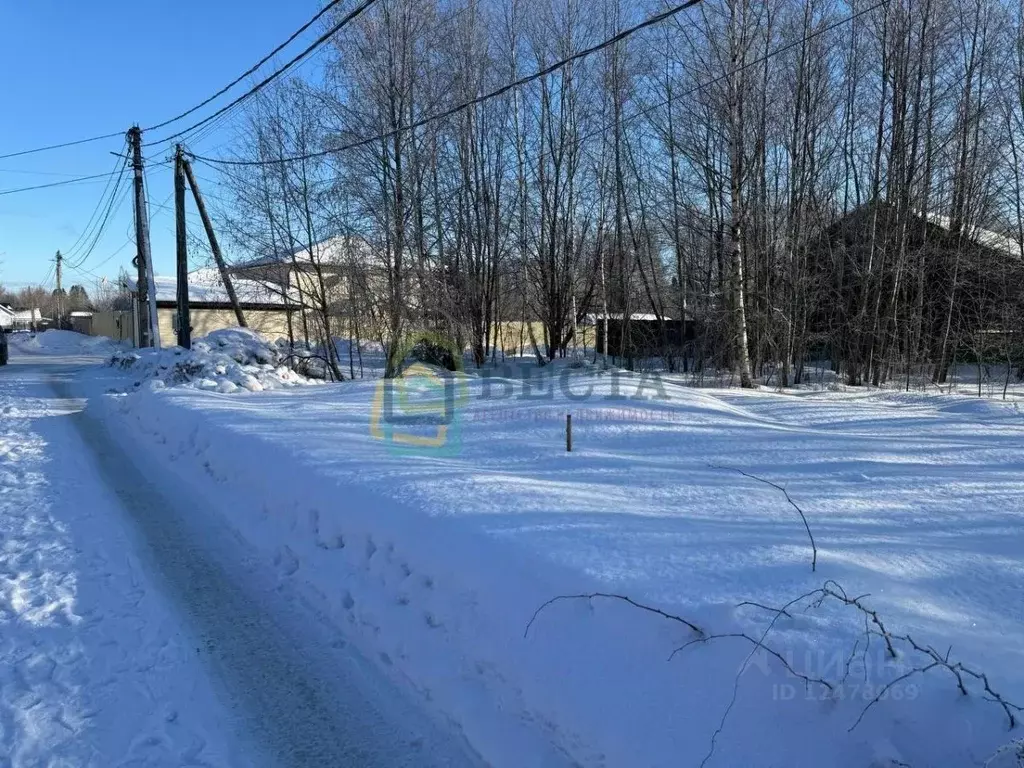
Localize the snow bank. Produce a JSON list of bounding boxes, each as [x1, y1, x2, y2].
[[12, 329, 123, 356], [110, 328, 319, 393], [85, 366, 1024, 767]]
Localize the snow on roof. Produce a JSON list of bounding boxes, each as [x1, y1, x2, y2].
[[69, 311, 94, 317], [923, 212, 1023, 258], [586, 313, 677, 322], [127, 268, 295, 307], [236, 235, 377, 270], [1, 308, 43, 327]]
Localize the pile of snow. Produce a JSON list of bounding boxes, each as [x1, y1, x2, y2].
[[13, 329, 123, 356], [111, 328, 318, 393]]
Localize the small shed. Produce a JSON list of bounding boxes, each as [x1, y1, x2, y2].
[[589, 313, 695, 358], [69, 311, 94, 335]]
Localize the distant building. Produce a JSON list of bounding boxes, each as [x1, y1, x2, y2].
[[808, 202, 1024, 382], [68, 311, 95, 335], [0, 305, 45, 331], [122, 268, 298, 348], [588, 312, 696, 359]]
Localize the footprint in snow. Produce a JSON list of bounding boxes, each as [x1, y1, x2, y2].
[[273, 547, 299, 577]]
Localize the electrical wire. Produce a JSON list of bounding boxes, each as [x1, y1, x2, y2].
[[68, 180, 132, 271], [149, 0, 380, 149], [0, 173, 119, 197], [172, 0, 485, 165], [575, 0, 890, 147], [191, 0, 704, 167], [78, 237, 134, 275], [0, 0, 360, 161], [67, 160, 132, 269], [146, 0, 351, 133], [40, 262, 55, 289], [0, 167, 119, 178], [64, 137, 130, 260], [193, 0, 890, 173], [0, 132, 126, 162]]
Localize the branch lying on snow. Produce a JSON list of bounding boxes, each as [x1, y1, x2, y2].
[[736, 600, 793, 618], [671, 631, 834, 693], [524, 592, 704, 639], [738, 580, 1023, 731], [710, 464, 818, 572], [526, 579, 1022, 767], [687, 585, 841, 767]]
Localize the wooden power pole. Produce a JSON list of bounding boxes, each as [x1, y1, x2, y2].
[[180, 155, 247, 328], [174, 145, 191, 349], [55, 251, 63, 327], [128, 126, 158, 347]]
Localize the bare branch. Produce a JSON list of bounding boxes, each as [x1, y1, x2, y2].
[[524, 592, 704, 639], [711, 464, 818, 571]]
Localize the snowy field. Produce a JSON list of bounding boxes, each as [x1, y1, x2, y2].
[[8, 330, 1023, 766]]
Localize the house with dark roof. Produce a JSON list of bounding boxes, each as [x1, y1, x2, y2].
[[808, 202, 1023, 383]]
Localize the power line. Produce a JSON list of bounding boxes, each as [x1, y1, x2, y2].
[[0, 0, 360, 162], [68, 178, 133, 271], [191, 0, 704, 168], [74, 236, 134, 275], [64, 138, 130, 260], [149, 0, 380, 148], [41, 263, 55, 289], [0, 166, 121, 178], [0, 132, 126, 163], [194, 0, 889, 173], [588, 0, 890, 146], [146, 0, 350, 132], [0, 173, 118, 197], [67, 158, 132, 268], [173, 0, 484, 158]]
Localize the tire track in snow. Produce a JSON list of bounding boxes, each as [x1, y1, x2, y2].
[[0, 365, 238, 767], [43, 362, 481, 768]]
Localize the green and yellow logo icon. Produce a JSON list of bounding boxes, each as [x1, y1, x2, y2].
[[370, 332, 468, 455]]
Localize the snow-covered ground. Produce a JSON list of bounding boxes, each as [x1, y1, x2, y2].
[[75, 332, 1024, 767], [0, 355, 238, 766], [0, 336, 484, 767], [12, 329, 125, 357], [6, 330, 1023, 766]]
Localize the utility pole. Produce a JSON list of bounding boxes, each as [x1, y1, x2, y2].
[[181, 155, 247, 328], [55, 251, 63, 328], [129, 126, 159, 347], [174, 145, 191, 349]]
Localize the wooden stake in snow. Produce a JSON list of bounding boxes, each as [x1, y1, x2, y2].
[[566, 414, 573, 452]]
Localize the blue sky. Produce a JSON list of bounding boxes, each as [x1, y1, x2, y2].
[[0, 0, 323, 295]]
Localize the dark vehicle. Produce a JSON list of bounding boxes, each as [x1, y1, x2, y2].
[[0, 329, 8, 366]]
